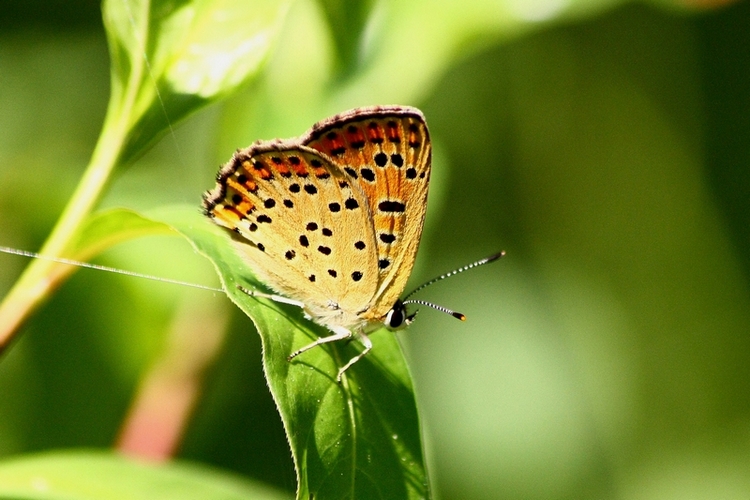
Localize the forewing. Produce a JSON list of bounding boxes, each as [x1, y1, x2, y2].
[[302, 106, 431, 319], [203, 142, 379, 319]]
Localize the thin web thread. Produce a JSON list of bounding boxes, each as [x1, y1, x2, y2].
[[121, 0, 183, 158], [0, 246, 224, 293]]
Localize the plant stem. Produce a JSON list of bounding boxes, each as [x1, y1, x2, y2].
[[0, 0, 152, 351], [0, 103, 130, 352]]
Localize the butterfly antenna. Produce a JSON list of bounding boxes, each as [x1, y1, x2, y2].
[[401, 299, 467, 321], [403, 251, 505, 301], [401, 251, 505, 321]]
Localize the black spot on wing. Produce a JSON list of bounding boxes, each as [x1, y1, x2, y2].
[[361, 168, 375, 182], [379, 233, 396, 244], [374, 152, 388, 167], [378, 200, 406, 213]]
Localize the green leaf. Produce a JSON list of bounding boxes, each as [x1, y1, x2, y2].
[[72, 208, 178, 262], [8, 209, 178, 301], [150, 205, 430, 500], [0, 450, 291, 500], [102, 0, 291, 162]]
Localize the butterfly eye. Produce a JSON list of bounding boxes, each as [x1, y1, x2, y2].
[[385, 307, 404, 330], [385, 300, 410, 330]]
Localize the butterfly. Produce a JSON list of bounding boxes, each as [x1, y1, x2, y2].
[[202, 105, 502, 381]]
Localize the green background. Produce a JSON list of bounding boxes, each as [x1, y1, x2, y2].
[[1, 0, 750, 498]]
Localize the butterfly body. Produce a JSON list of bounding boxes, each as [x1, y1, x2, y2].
[[203, 106, 431, 374]]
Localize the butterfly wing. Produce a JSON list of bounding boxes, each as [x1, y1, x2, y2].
[[203, 141, 379, 329], [302, 106, 431, 320]]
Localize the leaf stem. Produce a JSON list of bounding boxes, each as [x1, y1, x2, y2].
[[0, 77, 138, 353]]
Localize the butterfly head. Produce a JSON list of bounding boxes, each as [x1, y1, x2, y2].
[[384, 299, 418, 331]]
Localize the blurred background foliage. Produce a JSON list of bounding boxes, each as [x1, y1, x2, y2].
[[1, 0, 750, 498]]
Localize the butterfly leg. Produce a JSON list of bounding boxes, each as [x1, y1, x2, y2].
[[238, 285, 372, 382], [287, 326, 352, 374], [287, 327, 372, 382], [335, 332, 372, 382], [288, 327, 352, 359], [237, 285, 306, 308]]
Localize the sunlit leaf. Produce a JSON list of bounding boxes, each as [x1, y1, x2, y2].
[[72, 208, 178, 262], [102, 0, 291, 162], [150, 205, 430, 500], [11, 209, 179, 301], [0, 450, 292, 500]]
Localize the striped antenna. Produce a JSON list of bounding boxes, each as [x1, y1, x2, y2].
[[401, 251, 505, 321], [403, 251, 505, 301]]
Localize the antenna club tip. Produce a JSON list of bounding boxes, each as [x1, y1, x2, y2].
[[453, 312, 467, 321], [489, 251, 506, 262]]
